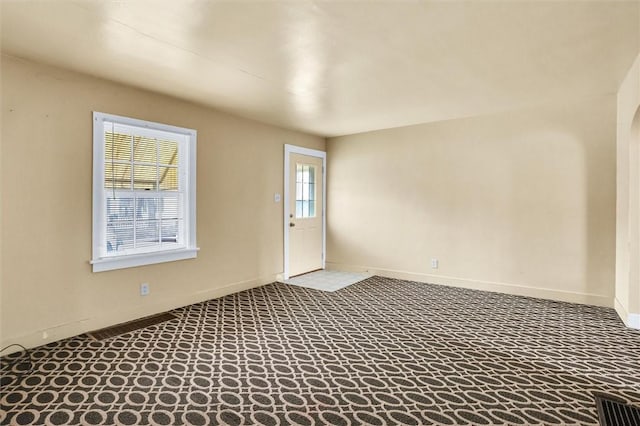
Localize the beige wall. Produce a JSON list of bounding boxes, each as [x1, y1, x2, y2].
[[327, 95, 617, 307], [616, 52, 640, 328], [0, 55, 324, 350]]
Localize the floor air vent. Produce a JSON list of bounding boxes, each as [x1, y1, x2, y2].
[[87, 312, 178, 341], [595, 393, 640, 426]]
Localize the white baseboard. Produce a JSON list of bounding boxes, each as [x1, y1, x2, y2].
[[614, 298, 640, 329], [326, 262, 612, 308], [0, 275, 276, 354]]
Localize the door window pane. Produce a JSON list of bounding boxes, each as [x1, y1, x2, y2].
[[295, 163, 317, 218], [308, 166, 315, 184]]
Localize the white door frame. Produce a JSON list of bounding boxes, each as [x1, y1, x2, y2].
[[284, 144, 326, 279]]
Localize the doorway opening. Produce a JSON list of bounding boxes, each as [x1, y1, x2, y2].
[[283, 145, 326, 280]]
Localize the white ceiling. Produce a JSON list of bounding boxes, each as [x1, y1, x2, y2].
[[1, 1, 638, 137]]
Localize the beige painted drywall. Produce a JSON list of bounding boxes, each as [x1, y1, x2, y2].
[[0, 55, 324, 350], [616, 52, 640, 328], [327, 95, 617, 307]]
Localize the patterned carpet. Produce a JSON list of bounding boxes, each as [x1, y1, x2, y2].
[[1, 276, 640, 425]]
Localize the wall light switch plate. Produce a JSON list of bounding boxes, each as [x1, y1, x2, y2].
[[274, 193, 281, 203]]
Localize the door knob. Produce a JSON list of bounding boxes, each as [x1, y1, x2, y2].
[[289, 222, 295, 227]]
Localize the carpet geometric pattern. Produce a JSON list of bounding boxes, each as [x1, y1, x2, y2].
[[1, 276, 640, 425]]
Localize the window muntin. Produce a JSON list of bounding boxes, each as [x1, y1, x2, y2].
[[92, 112, 197, 272], [295, 163, 316, 218]]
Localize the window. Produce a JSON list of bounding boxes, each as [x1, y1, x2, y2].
[[91, 112, 197, 272], [295, 163, 316, 218]]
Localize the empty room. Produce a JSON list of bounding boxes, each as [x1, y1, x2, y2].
[[1, 1, 640, 425]]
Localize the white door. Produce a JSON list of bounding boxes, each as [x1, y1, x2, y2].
[[287, 151, 324, 277]]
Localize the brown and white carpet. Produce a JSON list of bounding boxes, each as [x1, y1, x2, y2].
[[1, 276, 640, 425]]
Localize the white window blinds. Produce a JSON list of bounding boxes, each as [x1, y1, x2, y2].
[[92, 113, 197, 272]]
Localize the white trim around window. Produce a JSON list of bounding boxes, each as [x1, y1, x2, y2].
[[91, 112, 198, 272]]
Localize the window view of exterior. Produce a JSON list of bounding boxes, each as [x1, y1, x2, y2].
[[104, 131, 182, 254]]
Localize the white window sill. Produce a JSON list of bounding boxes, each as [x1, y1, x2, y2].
[[91, 247, 199, 272]]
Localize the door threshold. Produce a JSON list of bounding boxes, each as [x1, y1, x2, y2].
[[288, 268, 323, 279]]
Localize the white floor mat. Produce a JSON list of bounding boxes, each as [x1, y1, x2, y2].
[[281, 269, 372, 292]]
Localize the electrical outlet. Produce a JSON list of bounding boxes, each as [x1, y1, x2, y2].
[[431, 258, 439, 269], [140, 282, 150, 296]]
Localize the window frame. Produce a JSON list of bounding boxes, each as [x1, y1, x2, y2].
[[91, 111, 198, 272]]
